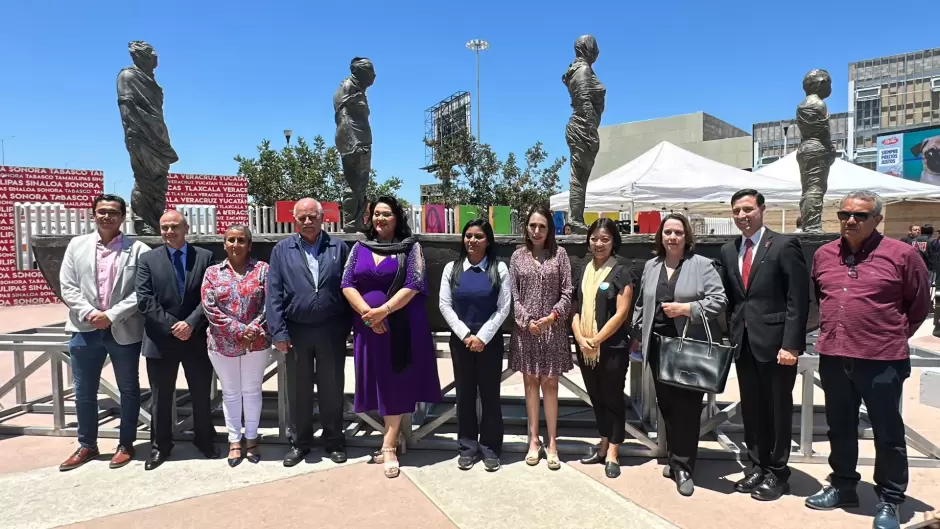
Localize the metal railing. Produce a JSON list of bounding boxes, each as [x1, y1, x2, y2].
[[13, 203, 218, 270], [1, 324, 937, 466]]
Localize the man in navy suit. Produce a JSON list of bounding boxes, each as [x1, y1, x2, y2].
[[136, 210, 219, 469]]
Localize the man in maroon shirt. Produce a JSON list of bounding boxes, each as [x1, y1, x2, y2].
[[807, 190, 929, 529]]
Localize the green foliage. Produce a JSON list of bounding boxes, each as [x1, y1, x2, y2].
[[424, 134, 565, 228], [235, 135, 408, 208]]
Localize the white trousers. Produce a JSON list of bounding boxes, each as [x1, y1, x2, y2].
[[209, 350, 271, 443]]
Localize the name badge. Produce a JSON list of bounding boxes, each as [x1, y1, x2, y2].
[[599, 282, 610, 291]]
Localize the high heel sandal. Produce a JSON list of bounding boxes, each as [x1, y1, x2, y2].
[[382, 447, 400, 478], [371, 432, 406, 464], [245, 440, 261, 464], [525, 441, 543, 466], [545, 446, 561, 471]]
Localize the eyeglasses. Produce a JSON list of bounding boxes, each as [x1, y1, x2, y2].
[[295, 214, 321, 223], [95, 209, 122, 218], [837, 211, 871, 222]]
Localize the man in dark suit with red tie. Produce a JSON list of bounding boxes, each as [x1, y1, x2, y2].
[[718, 189, 810, 502]]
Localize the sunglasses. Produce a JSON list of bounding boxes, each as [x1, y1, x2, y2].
[[844, 253, 858, 279], [837, 211, 871, 222]]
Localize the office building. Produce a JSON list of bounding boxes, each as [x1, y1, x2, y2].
[[848, 47, 940, 168], [752, 113, 850, 168], [591, 112, 753, 181]]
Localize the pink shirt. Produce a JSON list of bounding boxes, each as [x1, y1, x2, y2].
[[95, 233, 124, 311]]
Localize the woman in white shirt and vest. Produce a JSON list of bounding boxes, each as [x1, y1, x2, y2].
[[439, 219, 511, 472]]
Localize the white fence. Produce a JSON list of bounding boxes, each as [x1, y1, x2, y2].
[[246, 205, 522, 235]]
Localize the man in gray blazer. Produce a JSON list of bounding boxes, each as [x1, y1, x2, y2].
[[58, 194, 151, 471]]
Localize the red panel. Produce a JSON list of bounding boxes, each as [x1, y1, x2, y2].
[[0, 166, 104, 306]]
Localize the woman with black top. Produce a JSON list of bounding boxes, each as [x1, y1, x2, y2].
[[631, 213, 726, 497], [572, 218, 634, 479], [439, 219, 511, 472]]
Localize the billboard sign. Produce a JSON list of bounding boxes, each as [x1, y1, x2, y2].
[[166, 173, 248, 234], [876, 134, 904, 177], [877, 126, 940, 185], [0, 166, 104, 306]]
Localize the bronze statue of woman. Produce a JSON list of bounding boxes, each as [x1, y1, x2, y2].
[[796, 69, 836, 234], [117, 41, 179, 235], [563, 35, 606, 234]]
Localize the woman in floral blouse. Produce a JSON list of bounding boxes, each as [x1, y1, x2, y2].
[[201, 224, 270, 467], [509, 204, 573, 471]]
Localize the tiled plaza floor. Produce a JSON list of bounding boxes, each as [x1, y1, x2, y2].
[[0, 305, 937, 528]]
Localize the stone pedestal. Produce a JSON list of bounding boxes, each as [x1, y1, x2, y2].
[[30, 232, 836, 333]]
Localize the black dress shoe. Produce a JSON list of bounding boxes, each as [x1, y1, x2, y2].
[[872, 503, 901, 529], [329, 451, 347, 464], [144, 450, 169, 471], [457, 455, 476, 470], [605, 461, 621, 479], [804, 486, 860, 511], [674, 469, 694, 497], [751, 476, 790, 501], [283, 447, 310, 467], [734, 472, 764, 494], [580, 448, 605, 465], [483, 457, 500, 472]]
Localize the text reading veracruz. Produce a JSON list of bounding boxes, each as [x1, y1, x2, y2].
[[166, 173, 248, 234]]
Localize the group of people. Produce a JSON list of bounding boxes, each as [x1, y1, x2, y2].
[[56, 187, 927, 529]]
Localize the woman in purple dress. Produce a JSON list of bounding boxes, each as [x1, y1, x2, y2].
[[509, 204, 573, 471], [341, 196, 441, 478]]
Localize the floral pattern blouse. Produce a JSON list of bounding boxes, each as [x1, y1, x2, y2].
[[201, 258, 269, 357]]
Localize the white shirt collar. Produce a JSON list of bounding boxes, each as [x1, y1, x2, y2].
[[462, 256, 488, 271], [743, 226, 765, 249]]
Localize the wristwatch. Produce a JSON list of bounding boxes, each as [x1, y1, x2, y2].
[[463, 331, 473, 340]]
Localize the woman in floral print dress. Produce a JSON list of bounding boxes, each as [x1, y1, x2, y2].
[[509, 204, 573, 471]]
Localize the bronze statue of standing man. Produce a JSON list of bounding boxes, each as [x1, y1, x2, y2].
[[117, 41, 178, 235], [563, 35, 605, 234], [796, 69, 836, 234], [334, 57, 376, 233]]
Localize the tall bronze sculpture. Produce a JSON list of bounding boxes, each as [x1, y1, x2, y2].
[[563, 35, 606, 234], [796, 69, 836, 234], [117, 41, 179, 235], [334, 57, 375, 233]]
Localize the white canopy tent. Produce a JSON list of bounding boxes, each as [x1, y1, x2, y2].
[[549, 141, 795, 213], [756, 151, 940, 204]]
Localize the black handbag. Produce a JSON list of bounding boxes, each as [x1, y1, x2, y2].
[[652, 304, 736, 394]]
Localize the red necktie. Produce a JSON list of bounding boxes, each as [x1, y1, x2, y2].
[[742, 238, 754, 289]]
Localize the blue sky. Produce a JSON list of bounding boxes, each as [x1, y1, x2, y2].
[[1, 0, 937, 204]]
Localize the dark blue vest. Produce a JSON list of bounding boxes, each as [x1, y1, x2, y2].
[[452, 266, 500, 334]]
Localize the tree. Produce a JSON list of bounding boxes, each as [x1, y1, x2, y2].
[[425, 134, 565, 227], [235, 135, 408, 208]]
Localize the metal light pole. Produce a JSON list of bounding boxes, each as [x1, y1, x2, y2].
[[1, 136, 14, 166], [783, 125, 790, 158], [466, 39, 488, 143]]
